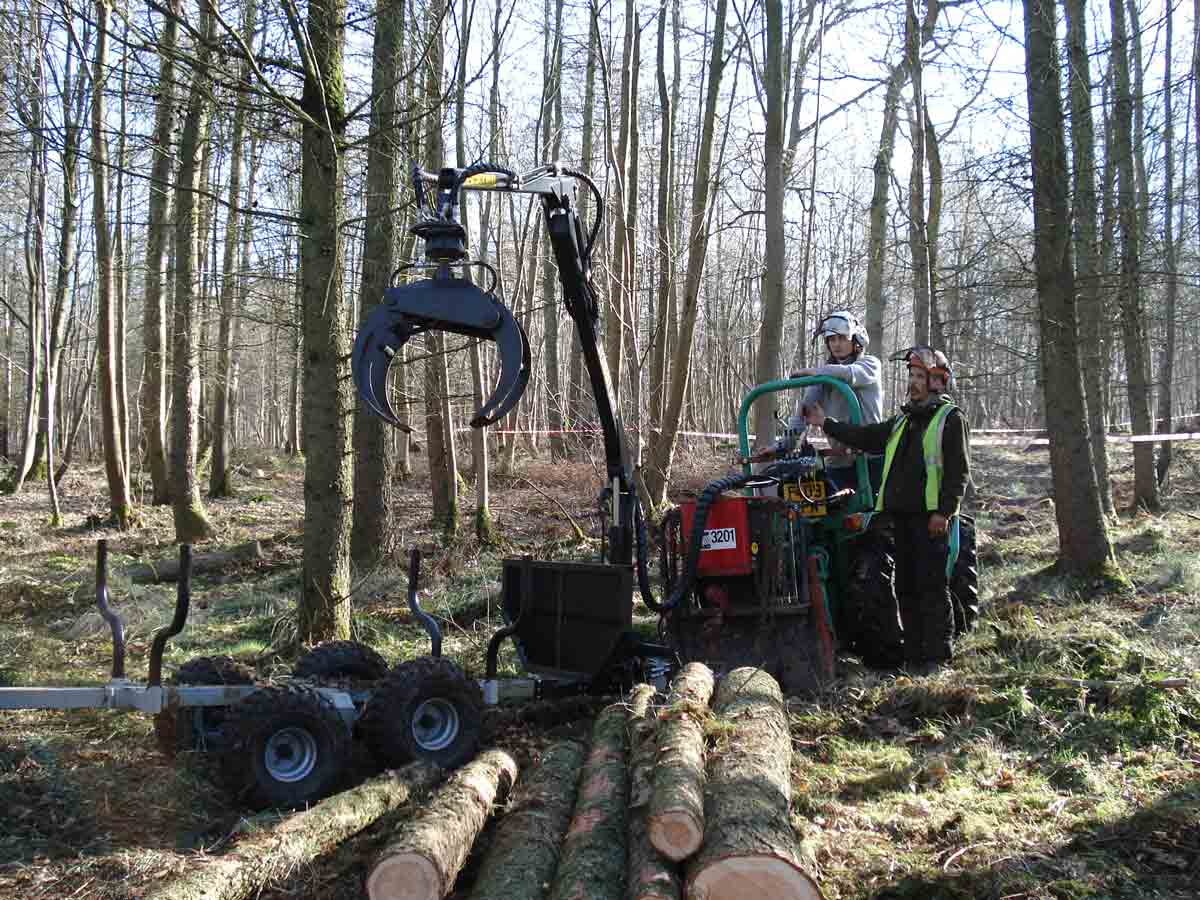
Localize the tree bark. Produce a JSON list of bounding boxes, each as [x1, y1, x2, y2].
[[905, 0, 930, 346], [1155, 3, 1178, 486], [91, 0, 134, 528], [1108, 0, 1159, 511], [352, 0, 404, 566], [547, 702, 631, 900], [1022, 0, 1114, 576], [1064, 0, 1113, 515], [628, 683, 682, 900], [210, 0, 258, 499], [648, 0, 676, 443], [467, 740, 587, 900], [126, 540, 264, 584], [146, 762, 442, 900], [297, 0, 354, 641], [864, 61, 907, 355], [171, 2, 217, 543], [685, 668, 821, 900], [367, 750, 518, 900], [648, 662, 714, 861], [752, 0, 786, 451]]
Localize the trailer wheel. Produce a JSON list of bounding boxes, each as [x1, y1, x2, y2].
[[154, 655, 254, 755], [221, 684, 350, 810], [845, 534, 904, 670], [360, 657, 482, 770], [292, 640, 389, 681], [950, 517, 981, 636]]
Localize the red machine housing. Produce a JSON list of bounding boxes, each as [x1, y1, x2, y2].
[[678, 496, 755, 577]]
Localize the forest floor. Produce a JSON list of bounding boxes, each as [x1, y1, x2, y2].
[[1, 440, 1199, 899]]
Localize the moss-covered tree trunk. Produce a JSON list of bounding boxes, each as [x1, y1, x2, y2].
[[628, 683, 682, 900], [367, 749, 518, 900], [547, 702, 630, 900], [648, 662, 713, 861], [685, 668, 822, 900], [468, 740, 587, 900], [298, 0, 354, 642], [146, 763, 442, 900]]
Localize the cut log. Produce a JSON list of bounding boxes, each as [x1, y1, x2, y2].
[[126, 540, 264, 584], [143, 762, 442, 900], [627, 683, 682, 900], [467, 739, 588, 900], [547, 701, 631, 900], [648, 661, 715, 862], [367, 748, 519, 900], [686, 668, 823, 900]]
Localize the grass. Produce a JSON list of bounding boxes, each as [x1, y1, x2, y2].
[[0, 444, 1198, 898]]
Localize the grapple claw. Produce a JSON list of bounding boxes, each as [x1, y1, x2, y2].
[[352, 270, 530, 429]]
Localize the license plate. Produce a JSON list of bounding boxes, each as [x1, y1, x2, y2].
[[784, 479, 827, 518]]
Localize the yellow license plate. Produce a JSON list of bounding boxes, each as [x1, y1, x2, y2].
[[784, 480, 827, 517]]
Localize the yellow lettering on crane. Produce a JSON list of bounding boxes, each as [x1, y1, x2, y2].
[[463, 173, 499, 188]]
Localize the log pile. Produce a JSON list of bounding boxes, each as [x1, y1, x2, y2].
[[151, 667, 824, 900]]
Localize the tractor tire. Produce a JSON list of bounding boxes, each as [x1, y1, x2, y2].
[[950, 517, 981, 636], [845, 534, 904, 670], [359, 656, 483, 770], [220, 683, 350, 810], [292, 640, 389, 681], [154, 655, 254, 756]]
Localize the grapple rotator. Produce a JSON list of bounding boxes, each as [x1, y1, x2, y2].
[[352, 165, 532, 429]]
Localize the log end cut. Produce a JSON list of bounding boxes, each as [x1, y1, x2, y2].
[[366, 853, 442, 900], [688, 854, 823, 900], [647, 809, 703, 862]]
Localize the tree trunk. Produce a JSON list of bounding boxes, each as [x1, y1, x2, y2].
[[1108, 0, 1159, 511], [685, 668, 821, 900], [605, 0, 637, 408], [146, 763, 442, 900], [569, 14, 599, 429], [641, 0, 728, 508], [91, 0, 134, 528], [541, 0, 566, 460], [648, 0, 676, 442], [752, 0, 786, 451], [298, 0, 354, 642], [367, 750, 518, 900], [905, 0, 930, 346], [924, 104, 945, 351], [628, 683, 682, 900], [1064, 0, 1113, 515], [1022, 0, 1114, 577], [547, 702, 631, 900], [210, 0, 258, 499], [864, 61, 907, 355], [171, 2, 217, 543], [467, 740, 587, 900], [1155, 3, 1178, 487], [648, 662, 714, 861], [352, 0, 404, 566]]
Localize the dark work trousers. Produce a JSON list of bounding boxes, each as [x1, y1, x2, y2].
[[890, 512, 954, 664]]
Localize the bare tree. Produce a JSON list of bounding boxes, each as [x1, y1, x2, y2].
[[1021, 0, 1113, 575], [1108, 0, 1159, 511], [1155, 1, 1179, 486], [91, 0, 134, 527]]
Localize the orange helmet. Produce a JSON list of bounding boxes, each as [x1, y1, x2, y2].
[[893, 345, 954, 393]]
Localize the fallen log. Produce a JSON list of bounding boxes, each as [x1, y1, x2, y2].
[[627, 683, 682, 900], [367, 748, 519, 900], [143, 762, 442, 900], [127, 540, 264, 584], [686, 667, 823, 900], [547, 700, 631, 900], [648, 661, 715, 862], [467, 740, 588, 900]]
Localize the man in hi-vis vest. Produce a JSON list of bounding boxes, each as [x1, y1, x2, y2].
[[804, 346, 970, 675]]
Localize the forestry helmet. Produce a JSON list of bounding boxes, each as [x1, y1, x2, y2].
[[893, 345, 955, 393], [814, 311, 869, 351]]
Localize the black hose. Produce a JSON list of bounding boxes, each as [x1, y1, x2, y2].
[[561, 167, 604, 258], [633, 495, 656, 611]]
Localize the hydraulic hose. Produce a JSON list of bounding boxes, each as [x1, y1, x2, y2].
[[646, 471, 771, 613]]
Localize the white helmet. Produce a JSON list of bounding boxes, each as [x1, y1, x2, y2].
[[814, 311, 869, 350]]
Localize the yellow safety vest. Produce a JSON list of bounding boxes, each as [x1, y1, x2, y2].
[[875, 403, 957, 512]]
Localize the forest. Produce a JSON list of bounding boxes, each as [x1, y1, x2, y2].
[[1, 0, 1199, 897]]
